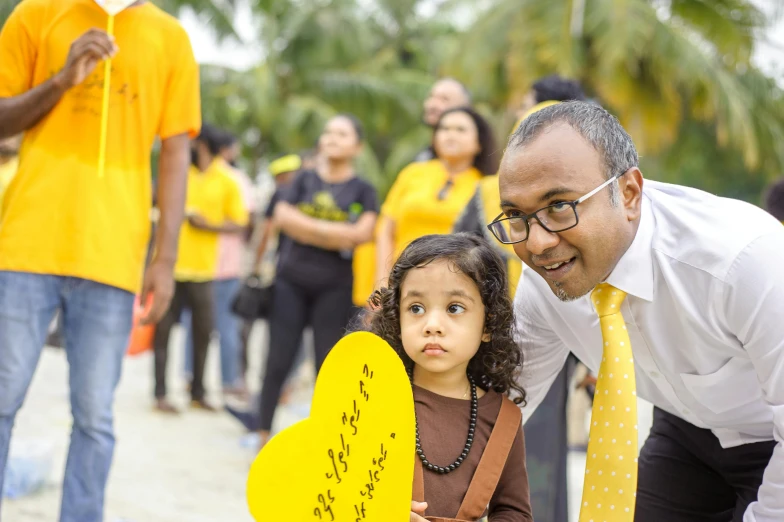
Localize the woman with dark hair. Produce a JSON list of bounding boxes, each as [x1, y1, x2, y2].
[[375, 107, 498, 284], [256, 114, 378, 447]]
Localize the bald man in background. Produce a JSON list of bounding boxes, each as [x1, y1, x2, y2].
[[413, 77, 472, 162]]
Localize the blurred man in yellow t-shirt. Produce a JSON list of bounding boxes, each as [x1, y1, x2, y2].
[[0, 1, 200, 520], [0, 134, 20, 212], [152, 124, 248, 414]]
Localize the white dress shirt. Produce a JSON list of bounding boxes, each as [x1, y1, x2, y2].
[[515, 180, 784, 522]]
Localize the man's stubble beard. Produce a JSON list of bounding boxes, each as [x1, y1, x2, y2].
[[553, 281, 583, 302]]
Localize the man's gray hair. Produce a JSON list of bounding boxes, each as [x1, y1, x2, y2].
[[508, 101, 639, 205]]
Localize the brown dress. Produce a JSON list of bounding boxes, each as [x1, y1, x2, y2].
[[411, 386, 533, 522]]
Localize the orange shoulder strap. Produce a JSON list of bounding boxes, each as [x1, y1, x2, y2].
[[455, 397, 522, 520]]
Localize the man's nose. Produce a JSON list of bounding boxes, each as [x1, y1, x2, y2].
[[526, 221, 560, 256]]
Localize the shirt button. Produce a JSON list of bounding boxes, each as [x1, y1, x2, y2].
[[682, 409, 691, 416], [649, 371, 660, 378]]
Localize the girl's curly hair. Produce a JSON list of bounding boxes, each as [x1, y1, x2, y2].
[[367, 233, 526, 405]]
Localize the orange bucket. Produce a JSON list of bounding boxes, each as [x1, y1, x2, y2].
[[127, 295, 155, 356]]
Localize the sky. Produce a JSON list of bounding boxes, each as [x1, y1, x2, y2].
[[179, 0, 784, 82]]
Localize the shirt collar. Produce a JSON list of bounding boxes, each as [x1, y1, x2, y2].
[[604, 193, 655, 302]]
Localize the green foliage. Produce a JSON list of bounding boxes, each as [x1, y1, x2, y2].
[[0, 1, 16, 25], [641, 120, 768, 205], [1, 0, 782, 202], [188, 0, 783, 203]]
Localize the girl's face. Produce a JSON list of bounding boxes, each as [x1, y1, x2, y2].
[[319, 116, 362, 161], [399, 259, 491, 379], [433, 111, 481, 165]]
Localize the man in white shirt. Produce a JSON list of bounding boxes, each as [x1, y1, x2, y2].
[[493, 101, 784, 521]]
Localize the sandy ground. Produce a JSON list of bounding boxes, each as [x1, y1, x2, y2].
[[2, 323, 314, 522], [2, 322, 652, 522]]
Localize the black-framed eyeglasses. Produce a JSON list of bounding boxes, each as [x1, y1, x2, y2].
[[486, 172, 623, 245]]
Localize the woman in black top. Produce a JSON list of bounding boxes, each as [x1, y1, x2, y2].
[[258, 114, 379, 446]]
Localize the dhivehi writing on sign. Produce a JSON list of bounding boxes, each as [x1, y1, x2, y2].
[[247, 332, 416, 521]]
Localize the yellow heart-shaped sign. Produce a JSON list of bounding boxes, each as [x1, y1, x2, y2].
[[247, 331, 416, 521], [94, 0, 136, 16]]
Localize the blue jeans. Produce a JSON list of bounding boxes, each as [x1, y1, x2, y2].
[[183, 278, 241, 387], [0, 271, 134, 522]]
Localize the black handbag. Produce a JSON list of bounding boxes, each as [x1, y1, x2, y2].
[[231, 276, 274, 320]]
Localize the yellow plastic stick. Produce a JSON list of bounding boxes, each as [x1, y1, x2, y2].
[[97, 14, 114, 179]]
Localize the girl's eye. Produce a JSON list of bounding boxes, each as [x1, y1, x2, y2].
[[447, 304, 466, 314], [409, 304, 424, 315]]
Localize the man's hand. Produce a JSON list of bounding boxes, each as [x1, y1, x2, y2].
[[54, 29, 118, 89], [576, 373, 598, 390], [410, 501, 428, 522], [138, 258, 175, 325]]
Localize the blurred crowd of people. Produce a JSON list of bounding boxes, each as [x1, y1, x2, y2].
[[2, 2, 784, 521], [131, 73, 604, 522]]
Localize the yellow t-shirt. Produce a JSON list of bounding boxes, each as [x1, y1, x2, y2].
[[175, 161, 249, 282], [382, 160, 482, 259], [0, 0, 201, 293], [0, 157, 19, 213], [352, 224, 380, 306]]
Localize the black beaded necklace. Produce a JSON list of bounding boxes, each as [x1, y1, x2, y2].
[[409, 367, 478, 475]]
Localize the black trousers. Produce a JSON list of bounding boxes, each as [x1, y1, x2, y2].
[[153, 281, 214, 401], [636, 407, 775, 522], [525, 356, 577, 522], [258, 276, 353, 431]]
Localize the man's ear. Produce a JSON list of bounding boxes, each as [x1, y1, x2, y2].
[[621, 167, 644, 221]]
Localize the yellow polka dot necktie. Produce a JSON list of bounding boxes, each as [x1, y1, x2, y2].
[[579, 283, 638, 522]]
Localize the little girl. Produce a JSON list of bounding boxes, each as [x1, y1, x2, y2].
[[368, 233, 533, 522]]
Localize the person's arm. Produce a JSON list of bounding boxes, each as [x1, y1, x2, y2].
[[188, 175, 248, 234], [252, 220, 275, 273], [487, 425, 533, 522], [348, 211, 376, 244], [272, 201, 369, 251], [375, 215, 396, 285], [0, 24, 117, 138], [138, 24, 200, 324], [187, 214, 246, 234], [252, 193, 280, 271], [721, 230, 784, 522], [139, 133, 190, 324]]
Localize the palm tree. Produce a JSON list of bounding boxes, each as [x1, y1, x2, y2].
[[447, 0, 784, 177], [193, 0, 458, 194], [155, 0, 242, 40], [0, 1, 16, 26]]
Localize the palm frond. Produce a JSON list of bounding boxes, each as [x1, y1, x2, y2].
[[669, 0, 765, 65], [155, 0, 242, 41]]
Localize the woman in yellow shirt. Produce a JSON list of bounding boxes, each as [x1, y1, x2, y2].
[[375, 107, 498, 281]]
